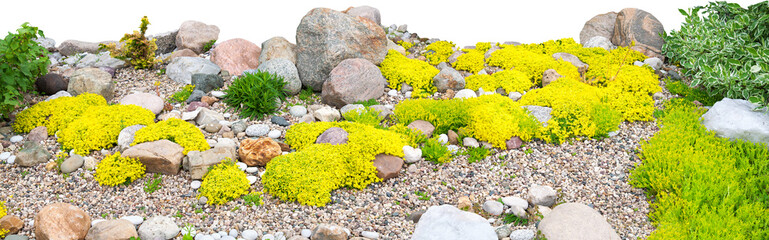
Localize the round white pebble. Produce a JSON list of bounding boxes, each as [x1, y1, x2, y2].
[[267, 130, 281, 139], [236, 162, 248, 171], [212, 232, 222, 239], [9, 135, 23, 143], [361, 231, 379, 239], [260, 234, 274, 240], [242, 230, 258, 240], [247, 176, 257, 185], [0, 152, 10, 160], [437, 134, 448, 144], [301, 229, 312, 238], [191, 180, 202, 189], [229, 229, 238, 238], [211, 91, 226, 98], [387, 89, 398, 97], [221, 237, 235, 240], [121, 215, 143, 225], [6, 155, 15, 164], [246, 167, 259, 173]]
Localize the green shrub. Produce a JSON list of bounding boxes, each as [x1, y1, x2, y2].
[[169, 85, 195, 103], [662, 1, 769, 107], [223, 70, 287, 120], [630, 100, 769, 239], [342, 107, 383, 128], [203, 39, 216, 52], [243, 191, 264, 207], [393, 98, 469, 135], [95, 152, 146, 186], [198, 159, 250, 205], [132, 118, 210, 155], [0, 23, 49, 118], [664, 78, 723, 106], [353, 98, 379, 107], [58, 104, 156, 155], [463, 147, 489, 164], [388, 124, 427, 147], [99, 16, 157, 69], [422, 138, 452, 164]]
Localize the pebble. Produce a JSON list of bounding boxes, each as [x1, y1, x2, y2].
[[509, 229, 535, 240], [205, 123, 223, 133], [0, 152, 10, 160], [191, 180, 202, 189], [270, 116, 291, 127], [300, 229, 312, 238], [437, 134, 448, 144], [247, 176, 257, 185], [211, 91, 226, 98], [229, 229, 238, 238], [246, 167, 259, 173], [207, 139, 217, 148], [6, 155, 15, 164], [221, 237, 235, 240], [121, 215, 144, 225], [289, 106, 307, 117], [268, 130, 281, 139], [463, 137, 480, 148], [261, 234, 274, 240], [242, 230, 258, 240], [405, 91, 412, 98], [223, 113, 232, 119], [245, 124, 270, 137], [8, 135, 24, 143], [482, 200, 504, 216], [361, 231, 379, 239], [236, 162, 248, 171], [403, 146, 422, 163], [387, 89, 398, 97], [212, 233, 222, 239]]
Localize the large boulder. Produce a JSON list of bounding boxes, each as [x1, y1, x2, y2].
[[611, 8, 666, 59], [296, 8, 388, 90], [321, 58, 386, 108], [138, 216, 180, 240], [34, 203, 91, 240], [239, 137, 281, 167], [344, 6, 381, 25], [167, 49, 198, 62], [15, 141, 51, 167], [411, 205, 496, 240], [150, 30, 178, 55], [254, 58, 301, 95], [186, 146, 237, 180], [58, 40, 100, 56], [67, 68, 115, 101], [210, 38, 261, 76], [176, 20, 220, 54], [122, 140, 184, 175], [35, 73, 68, 95], [538, 203, 620, 240], [260, 36, 297, 65], [85, 219, 138, 240], [119, 92, 164, 115], [701, 98, 769, 146], [166, 57, 221, 84], [579, 12, 617, 45]]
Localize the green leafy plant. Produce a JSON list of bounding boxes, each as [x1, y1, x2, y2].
[[95, 152, 146, 186], [463, 147, 489, 164], [243, 191, 264, 207], [169, 85, 195, 103], [342, 107, 383, 128], [415, 191, 431, 201], [181, 224, 195, 240], [223, 70, 288, 120], [663, 1, 769, 107], [298, 86, 317, 103], [0, 22, 49, 119], [143, 173, 162, 194], [99, 16, 158, 69], [422, 138, 452, 164], [502, 213, 529, 226], [353, 98, 379, 107], [664, 78, 723, 106], [203, 39, 216, 52]]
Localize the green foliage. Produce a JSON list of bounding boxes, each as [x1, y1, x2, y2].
[[415, 191, 431, 201], [181, 224, 195, 240], [462, 147, 489, 164], [664, 78, 723, 106], [58, 104, 156, 155], [99, 16, 157, 69], [223, 70, 287, 120], [663, 1, 769, 107], [297, 86, 317, 103], [380, 49, 440, 98], [132, 118, 210, 155], [203, 39, 216, 52], [13, 93, 107, 134], [422, 138, 452, 164], [243, 191, 264, 207], [630, 100, 769, 239], [95, 152, 146, 186], [394, 98, 469, 135], [342, 107, 383, 128], [169, 85, 195, 103], [423, 40, 455, 65], [353, 98, 379, 107], [502, 213, 529, 226], [143, 173, 162, 194], [388, 124, 427, 147], [198, 159, 250, 205], [0, 23, 49, 118]]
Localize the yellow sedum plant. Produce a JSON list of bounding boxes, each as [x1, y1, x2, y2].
[[423, 40, 455, 65], [452, 50, 485, 74], [132, 118, 210, 155], [58, 104, 155, 155], [486, 46, 580, 86], [380, 50, 440, 98], [0, 201, 6, 237], [463, 95, 541, 148], [13, 93, 107, 135], [465, 70, 533, 94], [198, 159, 250, 205], [95, 152, 146, 186]]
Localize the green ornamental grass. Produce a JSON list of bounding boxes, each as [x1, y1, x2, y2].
[[223, 70, 287, 120]]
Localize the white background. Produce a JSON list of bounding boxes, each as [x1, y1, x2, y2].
[[0, 0, 765, 47]]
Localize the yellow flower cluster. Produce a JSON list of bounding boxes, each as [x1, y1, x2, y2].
[[465, 70, 533, 94], [58, 104, 155, 155], [198, 159, 250, 205], [452, 50, 485, 74], [95, 152, 146, 186], [463, 95, 541, 148], [486, 46, 580, 86], [132, 118, 210, 155], [474, 42, 492, 53], [423, 40, 455, 65], [266, 121, 409, 206], [397, 40, 414, 51], [380, 50, 440, 98], [13, 93, 107, 135], [0, 201, 6, 237]]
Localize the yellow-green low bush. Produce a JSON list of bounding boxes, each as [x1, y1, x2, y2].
[[423, 40, 455, 65], [198, 159, 250, 205], [13, 93, 107, 135], [0, 201, 7, 237], [58, 104, 155, 155], [95, 152, 146, 186], [463, 95, 541, 148], [486, 46, 580, 86], [393, 98, 469, 135], [453, 50, 485, 74], [380, 50, 440, 98], [465, 70, 533, 94], [132, 118, 209, 154], [630, 100, 769, 239]]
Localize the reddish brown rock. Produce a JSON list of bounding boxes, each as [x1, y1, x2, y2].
[[506, 136, 523, 149], [186, 101, 209, 112], [579, 12, 617, 45], [407, 120, 435, 137], [611, 8, 666, 60], [447, 130, 459, 145], [0, 215, 24, 234], [321, 58, 386, 108], [28, 126, 49, 143], [373, 154, 404, 180], [85, 219, 138, 240], [176, 21, 220, 54], [200, 96, 218, 105], [277, 141, 291, 152], [34, 202, 91, 240], [315, 127, 348, 145], [239, 137, 281, 166], [122, 140, 184, 175], [210, 38, 261, 76], [167, 49, 198, 62]]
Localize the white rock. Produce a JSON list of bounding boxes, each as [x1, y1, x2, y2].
[[361, 231, 379, 239], [403, 146, 422, 163], [260, 234, 274, 240], [268, 130, 281, 139], [45, 90, 72, 102], [191, 180, 202, 189], [212, 233, 222, 239], [138, 216, 180, 240], [215, 138, 238, 149], [221, 237, 235, 240], [242, 230, 258, 240], [9, 135, 23, 143], [501, 196, 529, 209], [182, 109, 202, 121], [0, 152, 10, 160], [701, 98, 769, 146], [246, 124, 270, 137], [121, 215, 144, 225], [207, 139, 217, 148], [509, 229, 536, 240], [482, 200, 504, 216], [247, 176, 257, 185], [538, 203, 621, 240], [643, 57, 663, 70], [289, 106, 308, 117], [229, 229, 238, 238], [453, 89, 477, 99], [405, 91, 412, 98], [313, 106, 341, 122], [223, 113, 232, 119], [463, 137, 480, 148], [236, 162, 248, 171], [508, 92, 523, 101], [529, 184, 557, 207], [508, 206, 527, 218], [446, 145, 459, 154], [300, 229, 312, 238], [437, 134, 448, 144], [411, 205, 496, 240], [387, 89, 398, 97], [246, 167, 259, 173], [211, 91, 226, 98], [6, 156, 15, 164]]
